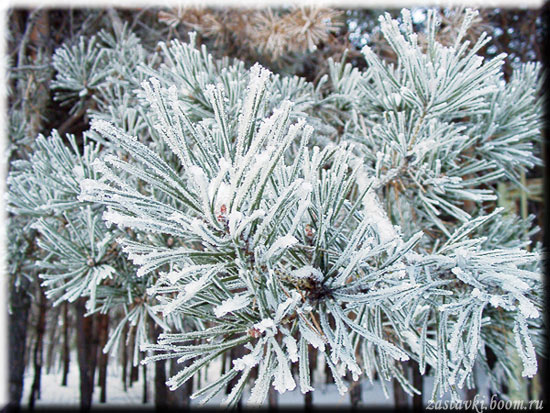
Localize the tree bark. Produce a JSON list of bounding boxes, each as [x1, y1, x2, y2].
[[149, 319, 169, 409], [28, 286, 47, 409], [349, 376, 362, 408], [8, 9, 51, 400], [127, 326, 138, 387], [226, 344, 245, 408], [393, 361, 409, 409], [130, 364, 139, 384], [142, 364, 148, 404], [61, 302, 71, 387], [8, 7, 51, 407], [465, 387, 477, 401], [324, 357, 331, 384], [304, 347, 317, 409], [96, 313, 109, 403], [154, 358, 168, 408], [393, 379, 409, 409], [8, 275, 32, 410], [45, 305, 60, 375], [167, 357, 192, 407], [268, 385, 278, 408], [412, 362, 423, 411], [121, 323, 128, 392], [75, 298, 99, 411]]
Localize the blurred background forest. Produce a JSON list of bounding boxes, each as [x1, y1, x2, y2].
[[5, 4, 548, 410]]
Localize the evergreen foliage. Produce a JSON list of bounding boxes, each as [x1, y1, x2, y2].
[[7, 7, 544, 407]]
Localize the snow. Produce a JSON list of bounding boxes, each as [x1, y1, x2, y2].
[[489, 295, 504, 308], [274, 293, 299, 323], [213, 294, 250, 318], [300, 323, 326, 352], [232, 352, 260, 372], [21, 358, 152, 408], [211, 182, 232, 213], [20, 351, 464, 408], [263, 234, 298, 261], [283, 336, 299, 363], [471, 287, 482, 298], [515, 293, 540, 319], [272, 339, 297, 393], [292, 265, 323, 281], [254, 318, 276, 336], [162, 271, 214, 315], [183, 275, 210, 301], [362, 191, 400, 244], [227, 210, 243, 236], [514, 315, 538, 378]]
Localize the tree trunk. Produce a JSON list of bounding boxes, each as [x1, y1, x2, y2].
[[8, 8, 50, 408], [97, 313, 109, 403], [121, 323, 128, 392], [268, 385, 278, 408], [127, 326, 138, 387], [61, 302, 71, 387], [130, 364, 139, 384], [226, 344, 245, 408], [75, 298, 99, 411], [45, 305, 60, 375], [149, 319, 169, 409], [167, 357, 192, 407], [465, 387, 477, 401], [155, 358, 168, 408], [221, 351, 227, 375], [393, 379, 409, 409], [412, 362, 423, 410], [304, 347, 317, 408], [349, 376, 362, 408], [28, 286, 47, 409], [142, 364, 148, 404], [8, 276, 32, 410]]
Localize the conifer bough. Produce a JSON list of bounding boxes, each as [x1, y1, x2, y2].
[[9, 8, 543, 407]]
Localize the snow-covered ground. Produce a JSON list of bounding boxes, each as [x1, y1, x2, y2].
[[21, 356, 454, 408], [21, 363, 150, 408]]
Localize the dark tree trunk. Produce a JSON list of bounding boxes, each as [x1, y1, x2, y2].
[[24, 330, 33, 373], [540, 350, 550, 407], [121, 323, 128, 392], [149, 319, 169, 409], [304, 347, 317, 409], [97, 313, 109, 403], [130, 364, 139, 384], [226, 345, 245, 408], [485, 345, 503, 401], [8, 9, 50, 409], [412, 362, 423, 410], [167, 357, 192, 407], [304, 389, 313, 407], [75, 298, 99, 411], [349, 376, 362, 408], [142, 364, 148, 404], [463, 362, 477, 401], [393, 379, 409, 409], [28, 286, 47, 409], [8, 276, 32, 410], [127, 326, 138, 387], [61, 302, 71, 387], [45, 305, 60, 375], [324, 359, 331, 384], [155, 358, 168, 408], [268, 385, 278, 408], [220, 351, 227, 375], [465, 387, 477, 401]]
